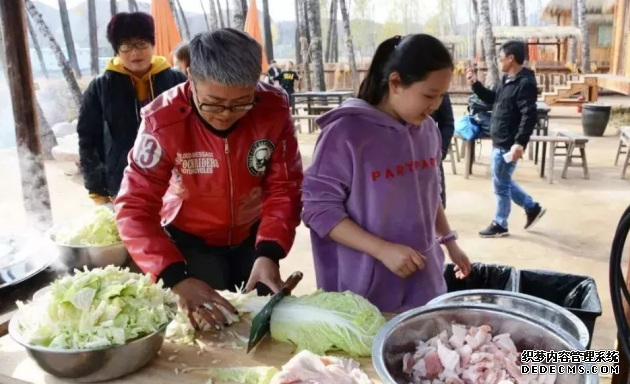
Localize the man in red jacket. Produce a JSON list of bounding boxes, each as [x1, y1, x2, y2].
[[115, 29, 303, 329]]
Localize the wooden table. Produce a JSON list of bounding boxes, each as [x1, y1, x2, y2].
[[0, 312, 389, 383]]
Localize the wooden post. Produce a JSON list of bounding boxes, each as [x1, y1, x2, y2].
[[0, 0, 52, 231]]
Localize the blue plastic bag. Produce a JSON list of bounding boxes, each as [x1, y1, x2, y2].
[[455, 115, 480, 141]]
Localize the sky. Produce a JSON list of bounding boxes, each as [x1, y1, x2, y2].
[[37, 0, 553, 25]]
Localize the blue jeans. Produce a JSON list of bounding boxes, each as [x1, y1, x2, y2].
[[491, 148, 536, 228]]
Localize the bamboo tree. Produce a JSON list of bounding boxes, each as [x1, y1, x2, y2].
[[479, 0, 499, 87], [208, 0, 219, 30], [199, 0, 210, 30], [176, 0, 191, 40], [226, 0, 231, 28], [298, 0, 312, 90], [26, 15, 48, 79], [58, 0, 81, 78], [25, 0, 82, 108], [294, 0, 301, 64]]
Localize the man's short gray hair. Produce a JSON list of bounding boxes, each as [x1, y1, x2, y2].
[[189, 29, 262, 87]]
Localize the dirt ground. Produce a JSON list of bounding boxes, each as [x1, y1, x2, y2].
[[0, 98, 629, 356]]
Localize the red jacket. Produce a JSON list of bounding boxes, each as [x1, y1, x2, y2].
[[115, 81, 303, 284]]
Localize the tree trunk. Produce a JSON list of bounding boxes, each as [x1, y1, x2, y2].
[[232, 0, 245, 30], [0, 2, 53, 229], [294, 0, 301, 64], [167, 0, 184, 38], [128, 0, 138, 11], [216, 0, 225, 28], [88, 0, 98, 75], [306, 0, 325, 91], [508, 0, 518, 26], [332, 13, 338, 62], [298, 0, 312, 91], [577, 0, 589, 73], [569, 0, 578, 64], [225, 0, 231, 28], [479, 0, 499, 87], [110, 0, 117, 17], [325, 0, 334, 62], [470, 0, 479, 60], [25, 0, 82, 108], [262, 0, 274, 61], [58, 0, 81, 78], [208, 0, 219, 30], [199, 0, 210, 30], [339, 0, 358, 92], [241, 0, 248, 17], [517, 0, 526, 26], [0, 17, 56, 159], [176, 0, 191, 40], [26, 14, 48, 79]]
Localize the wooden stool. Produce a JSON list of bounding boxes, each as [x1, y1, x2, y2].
[[443, 140, 458, 175], [557, 131, 590, 180], [616, 128, 630, 179]]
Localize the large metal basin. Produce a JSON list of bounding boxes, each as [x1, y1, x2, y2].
[[372, 303, 598, 384], [9, 311, 169, 382], [45, 224, 128, 270], [428, 289, 590, 349]]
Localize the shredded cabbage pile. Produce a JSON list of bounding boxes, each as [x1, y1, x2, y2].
[[53, 206, 121, 246], [205, 367, 279, 384], [167, 289, 385, 357], [16, 266, 177, 350]]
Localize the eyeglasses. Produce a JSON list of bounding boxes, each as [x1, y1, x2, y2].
[[119, 41, 150, 53], [194, 92, 256, 114]]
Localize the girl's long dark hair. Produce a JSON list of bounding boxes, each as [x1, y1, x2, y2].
[[357, 34, 454, 105]]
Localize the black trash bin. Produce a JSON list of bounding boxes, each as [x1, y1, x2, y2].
[[444, 263, 518, 292], [519, 269, 602, 348]]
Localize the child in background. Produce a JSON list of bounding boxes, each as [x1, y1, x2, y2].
[[173, 42, 189, 74], [302, 34, 472, 313], [275, 61, 300, 100]]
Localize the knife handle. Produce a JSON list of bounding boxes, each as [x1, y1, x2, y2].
[[282, 271, 303, 295]]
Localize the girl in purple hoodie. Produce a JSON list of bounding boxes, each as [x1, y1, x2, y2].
[[302, 34, 472, 313]]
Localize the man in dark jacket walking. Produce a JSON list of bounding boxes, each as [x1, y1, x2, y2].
[[431, 93, 454, 209], [78, 12, 187, 204], [466, 40, 546, 238]]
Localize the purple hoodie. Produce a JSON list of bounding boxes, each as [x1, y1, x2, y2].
[[302, 98, 447, 313]]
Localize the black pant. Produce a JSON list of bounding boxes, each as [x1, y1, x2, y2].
[[439, 162, 447, 209], [165, 224, 274, 296]]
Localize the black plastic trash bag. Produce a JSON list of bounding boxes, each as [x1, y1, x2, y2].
[[444, 262, 518, 293], [519, 269, 602, 348]]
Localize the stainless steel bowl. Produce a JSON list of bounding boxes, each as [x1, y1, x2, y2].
[[9, 313, 169, 382], [45, 224, 129, 270], [428, 289, 590, 349], [372, 303, 598, 384]]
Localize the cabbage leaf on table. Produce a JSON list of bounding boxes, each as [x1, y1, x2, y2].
[[53, 206, 121, 246], [16, 266, 177, 350]]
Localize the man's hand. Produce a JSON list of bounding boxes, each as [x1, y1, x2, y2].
[[374, 242, 426, 278], [89, 193, 112, 205], [466, 68, 478, 86], [246, 257, 284, 293], [445, 242, 471, 279], [510, 144, 524, 161], [172, 278, 237, 330]]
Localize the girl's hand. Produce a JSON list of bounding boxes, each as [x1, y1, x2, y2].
[[446, 242, 471, 279], [374, 242, 426, 278]]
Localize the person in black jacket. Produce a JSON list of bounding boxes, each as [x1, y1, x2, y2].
[[77, 12, 187, 204], [466, 40, 546, 238], [431, 92, 454, 209]]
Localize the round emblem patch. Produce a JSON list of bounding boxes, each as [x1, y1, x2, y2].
[[133, 134, 162, 169], [247, 139, 275, 176]]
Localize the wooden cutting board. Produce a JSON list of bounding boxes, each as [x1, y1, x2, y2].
[[0, 317, 390, 384]]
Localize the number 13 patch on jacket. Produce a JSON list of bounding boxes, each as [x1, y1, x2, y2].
[[247, 139, 275, 176], [133, 134, 162, 169]]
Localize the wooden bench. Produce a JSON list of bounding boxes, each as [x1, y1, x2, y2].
[[615, 127, 630, 179], [556, 131, 590, 180]]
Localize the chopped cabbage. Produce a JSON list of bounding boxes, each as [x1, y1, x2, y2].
[[16, 266, 177, 350], [53, 206, 121, 246], [205, 366, 279, 384]]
